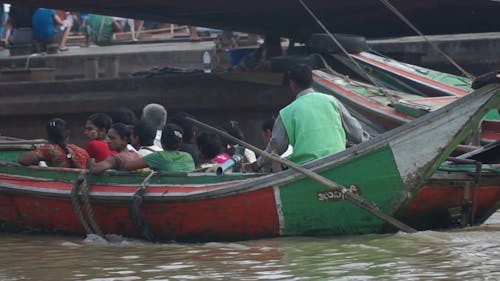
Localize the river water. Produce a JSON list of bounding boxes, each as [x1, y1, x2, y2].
[[0, 212, 499, 281]]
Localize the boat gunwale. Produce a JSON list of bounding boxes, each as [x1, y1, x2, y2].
[[0, 84, 498, 203]]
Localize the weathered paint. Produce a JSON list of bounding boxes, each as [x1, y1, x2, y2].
[[0, 173, 281, 241], [279, 145, 403, 235], [349, 52, 472, 97], [0, 85, 498, 240], [339, 52, 499, 142]]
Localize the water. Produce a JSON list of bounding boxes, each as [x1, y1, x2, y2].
[[0, 213, 499, 281]]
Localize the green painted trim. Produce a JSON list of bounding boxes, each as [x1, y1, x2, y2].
[[0, 165, 255, 185]]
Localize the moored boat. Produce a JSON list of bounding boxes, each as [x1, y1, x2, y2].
[[335, 52, 500, 142], [0, 84, 499, 241], [313, 68, 500, 143]]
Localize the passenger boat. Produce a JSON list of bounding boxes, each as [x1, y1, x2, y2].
[[0, 84, 499, 241]]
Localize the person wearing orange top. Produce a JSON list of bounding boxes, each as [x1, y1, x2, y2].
[[18, 118, 89, 169]]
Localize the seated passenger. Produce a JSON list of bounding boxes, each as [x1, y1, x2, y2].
[[117, 123, 195, 172], [18, 118, 89, 168], [170, 112, 200, 167], [221, 120, 256, 164], [88, 123, 141, 174], [131, 120, 163, 157], [196, 132, 231, 170], [84, 113, 115, 162]]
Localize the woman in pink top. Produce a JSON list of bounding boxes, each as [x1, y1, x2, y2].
[[196, 132, 231, 171]]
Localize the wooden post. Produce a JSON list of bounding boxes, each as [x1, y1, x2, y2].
[[84, 58, 99, 80], [105, 56, 119, 78]]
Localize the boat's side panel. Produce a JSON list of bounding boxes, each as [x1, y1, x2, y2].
[[397, 184, 500, 229], [0, 177, 281, 241], [313, 71, 410, 131], [350, 52, 471, 97], [278, 145, 404, 235], [141, 187, 280, 241]]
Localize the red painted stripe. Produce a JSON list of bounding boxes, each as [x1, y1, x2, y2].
[[351, 53, 469, 97], [482, 120, 500, 131]]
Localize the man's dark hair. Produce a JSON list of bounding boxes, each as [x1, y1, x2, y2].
[[133, 120, 156, 147], [108, 107, 137, 126], [221, 120, 243, 139], [261, 118, 275, 132], [196, 132, 221, 159], [288, 64, 313, 89]]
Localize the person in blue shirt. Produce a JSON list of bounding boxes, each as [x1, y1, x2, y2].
[[32, 8, 71, 51]]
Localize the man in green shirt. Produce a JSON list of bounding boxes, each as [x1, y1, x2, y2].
[[254, 64, 359, 169]]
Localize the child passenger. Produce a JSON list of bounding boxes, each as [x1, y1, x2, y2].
[[84, 113, 115, 162], [196, 132, 231, 170]]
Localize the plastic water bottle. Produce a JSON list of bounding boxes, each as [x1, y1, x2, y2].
[[203, 51, 211, 73]]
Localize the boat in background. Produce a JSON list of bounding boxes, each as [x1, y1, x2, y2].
[[0, 84, 498, 241], [334, 51, 472, 97], [6, 0, 500, 40], [312, 69, 467, 133], [331, 51, 500, 143]]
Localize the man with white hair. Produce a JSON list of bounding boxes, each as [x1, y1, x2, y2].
[[142, 103, 167, 148]]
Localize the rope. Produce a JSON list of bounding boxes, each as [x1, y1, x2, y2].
[[80, 172, 104, 236], [298, 0, 398, 104], [130, 171, 156, 242], [376, 0, 475, 80], [70, 173, 93, 234]]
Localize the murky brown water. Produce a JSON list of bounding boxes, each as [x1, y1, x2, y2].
[[1, 213, 499, 281]]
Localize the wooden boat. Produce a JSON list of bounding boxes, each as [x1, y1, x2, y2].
[[313, 69, 455, 132], [396, 141, 500, 229], [335, 51, 472, 97], [0, 84, 499, 241], [8, 0, 500, 39], [333, 51, 500, 142]]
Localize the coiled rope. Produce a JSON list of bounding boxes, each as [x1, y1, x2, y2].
[[130, 171, 156, 242], [71, 171, 104, 237]]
